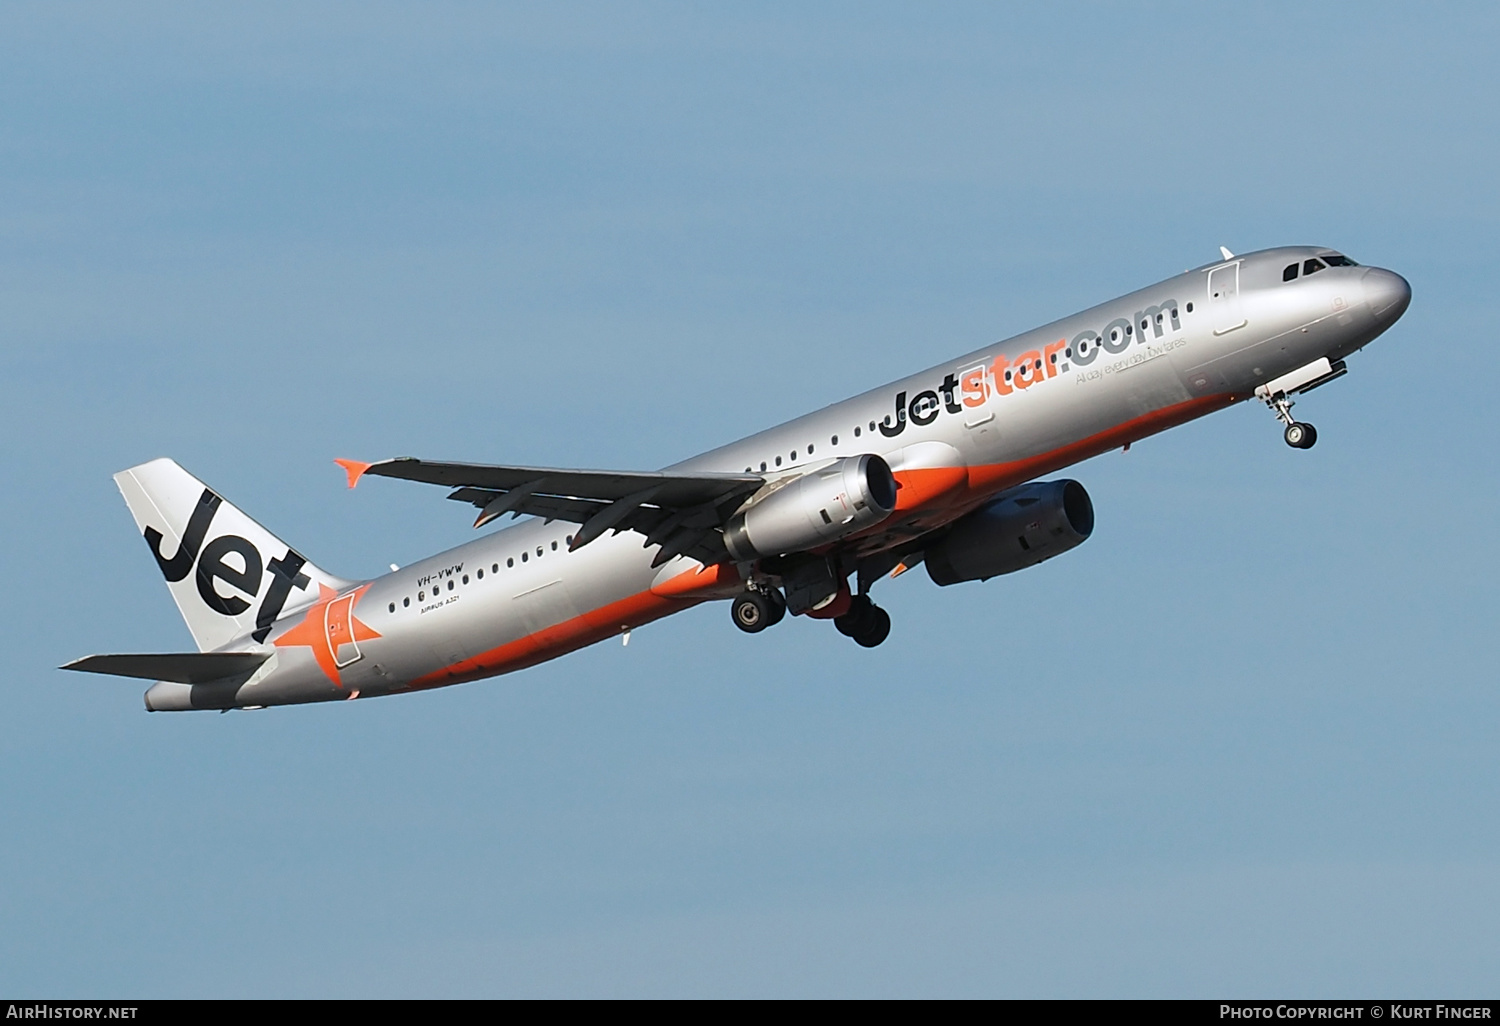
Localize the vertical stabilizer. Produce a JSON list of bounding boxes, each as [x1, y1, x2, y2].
[[113, 458, 355, 652]]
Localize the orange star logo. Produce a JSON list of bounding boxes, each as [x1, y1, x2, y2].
[[273, 583, 382, 687]]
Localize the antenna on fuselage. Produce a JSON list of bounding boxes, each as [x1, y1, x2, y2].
[[1219, 246, 1235, 260]]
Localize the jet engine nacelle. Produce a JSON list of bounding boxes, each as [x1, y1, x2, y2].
[[724, 454, 898, 560], [925, 479, 1094, 586]]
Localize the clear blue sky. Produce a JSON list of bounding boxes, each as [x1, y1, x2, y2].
[[3, 2, 1496, 997]]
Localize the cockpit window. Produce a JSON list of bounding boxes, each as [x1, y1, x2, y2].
[[1303, 258, 1327, 276], [1283, 263, 1299, 282], [1323, 254, 1358, 267]]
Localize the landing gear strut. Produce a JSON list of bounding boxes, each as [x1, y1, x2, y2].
[[1266, 392, 1317, 450], [731, 588, 786, 633], [834, 594, 891, 648]]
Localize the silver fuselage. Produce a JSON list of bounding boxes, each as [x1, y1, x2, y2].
[[146, 246, 1411, 710]]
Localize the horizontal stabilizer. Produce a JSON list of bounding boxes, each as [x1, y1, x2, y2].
[[61, 652, 269, 685]]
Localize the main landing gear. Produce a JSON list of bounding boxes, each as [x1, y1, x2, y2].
[[1266, 392, 1317, 450], [834, 593, 891, 648], [731, 588, 786, 633], [730, 585, 891, 647]]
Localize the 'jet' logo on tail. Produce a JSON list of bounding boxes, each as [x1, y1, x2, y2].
[[143, 487, 312, 642]]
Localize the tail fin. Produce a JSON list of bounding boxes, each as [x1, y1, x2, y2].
[[113, 458, 355, 652]]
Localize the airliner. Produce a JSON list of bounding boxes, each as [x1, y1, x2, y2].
[[64, 246, 1411, 711]]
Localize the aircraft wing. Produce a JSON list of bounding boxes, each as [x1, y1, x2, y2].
[[347, 457, 765, 567]]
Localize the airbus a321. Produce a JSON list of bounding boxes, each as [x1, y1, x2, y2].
[[64, 246, 1411, 711]]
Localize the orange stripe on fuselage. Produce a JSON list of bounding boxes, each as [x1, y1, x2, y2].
[[852, 392, 1241, 541], [407, 392, 1241, 692], [964, 392, 1239, 497], [891, 464, 969, 512], [408, 573, 720, 691]]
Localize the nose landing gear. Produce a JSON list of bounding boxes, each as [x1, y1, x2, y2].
[[1266, 392, 1317, 450], [1257, 358, 1347, 450]]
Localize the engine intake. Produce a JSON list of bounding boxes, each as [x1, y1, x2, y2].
[[724, 454, 897, 560], [925, 479, 1094, 586]]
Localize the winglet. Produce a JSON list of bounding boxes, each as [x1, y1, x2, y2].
[[334, 459, 373, 489]]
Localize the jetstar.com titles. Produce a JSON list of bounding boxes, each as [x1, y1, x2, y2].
[[876, 297, 1184, 438]]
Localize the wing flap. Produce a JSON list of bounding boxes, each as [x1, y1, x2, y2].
[[364, 457, 761, 508], [357, 457, 764, 561]]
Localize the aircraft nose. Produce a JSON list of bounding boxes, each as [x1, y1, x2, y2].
[[1362, 267, 1411, 325]]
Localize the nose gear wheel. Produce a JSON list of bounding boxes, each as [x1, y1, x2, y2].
[[1283, 422, 1317, 449], [1265, 392, 1318, 449]]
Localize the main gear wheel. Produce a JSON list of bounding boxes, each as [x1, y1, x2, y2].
[[731, 588, 786, 633], [834, 594, 892, 648]]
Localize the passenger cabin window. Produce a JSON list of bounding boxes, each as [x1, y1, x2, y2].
[[1303, 258, 1327, 276], [1284, 263, 1299, 282]]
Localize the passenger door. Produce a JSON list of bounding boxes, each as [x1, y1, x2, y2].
[[1207, 262, 1246, 335]]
